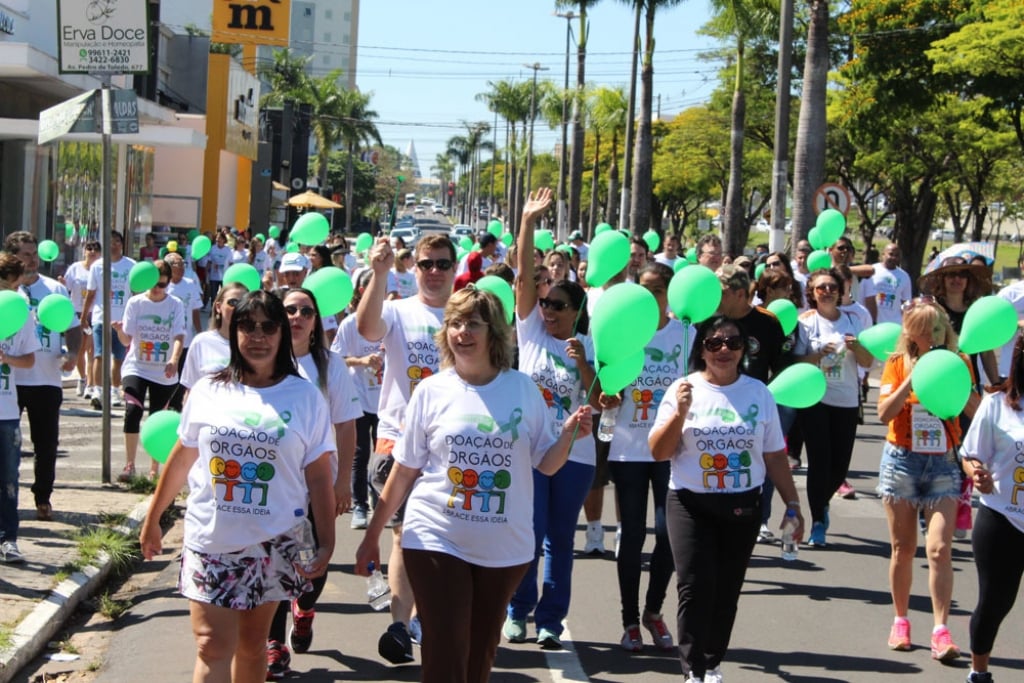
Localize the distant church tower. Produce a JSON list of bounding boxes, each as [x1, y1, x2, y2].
[[405, 140, 422, 178]]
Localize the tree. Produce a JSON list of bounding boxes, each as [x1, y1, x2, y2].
[[477, 80, 532, 228], [589, 86, 629, 225], [790, 0, 829, 243], [258, 49, 311, 107], [336, 89, 381, 231]]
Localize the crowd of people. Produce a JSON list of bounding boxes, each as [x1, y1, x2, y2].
[[2, 200, 1023, 683]]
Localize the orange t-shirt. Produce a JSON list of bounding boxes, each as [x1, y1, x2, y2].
[[878, 353, 973, 449]]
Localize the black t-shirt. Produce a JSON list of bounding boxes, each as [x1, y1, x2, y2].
[[733, 306, 788, 384]]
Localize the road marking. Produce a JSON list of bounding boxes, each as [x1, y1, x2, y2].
[[544, 624, 589, 682]]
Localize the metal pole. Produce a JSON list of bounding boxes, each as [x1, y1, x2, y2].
[[524, 62, 549, 200], [554, 12, 575, 241], [770, 0, 795, 252], [620, 1, 642, 233], [490, 108, 497, 220], [100, 79, 113, 484]]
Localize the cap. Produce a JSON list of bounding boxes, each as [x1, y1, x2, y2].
[[279, 252, 310, 273], [478, 232, 498, 247], [569, 230, 583, 240], [716, 263, 751, 291]]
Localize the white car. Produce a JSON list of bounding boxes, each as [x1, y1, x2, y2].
[[433, 204, 447, 215], [413, 205, 426, 215]]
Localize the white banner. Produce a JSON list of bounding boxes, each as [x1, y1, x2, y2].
[[58, 0, 150, 74]]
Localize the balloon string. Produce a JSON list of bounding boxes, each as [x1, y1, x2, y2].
[[566, 373, 600, 456], [572, 292, 587, 337]]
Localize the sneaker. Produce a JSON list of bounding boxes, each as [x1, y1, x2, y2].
[[76, 379, 86, 397], [408, 615, 422, 645], [705, 666, 724, 683], [90, 392, 103, 410], [806, 521, 827, 548], [350, 506, 368, 530], [620, 624, 643, 652], [378, 622, 414, 664], [288, 601, 314, 653], [788, 456, 801, 471], [930, 626, 961, 661], [117, 463, 135, 483], [111, 388, 123, 407], [757, 524, 775, 544], [266, 640, 291, 679], [503, 615, 527, 643], [537, 628, 562, 650], [888, 618, 911, 651], [685, 675, 705, 683], [641, 612, 675, 651], [953, 528, 967, 540], [837, 481, 857, 499], [36, 502, 53, 521], [583, 523, 605, 555], [966, 672, 994, 683], [1, 540, 25, 563]]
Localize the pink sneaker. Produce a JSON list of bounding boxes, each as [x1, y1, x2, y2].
[[930, 626, 960, 661], [836, 481, 857, 499], [888, 619, 911, 651], [620, 624, 643, 652]]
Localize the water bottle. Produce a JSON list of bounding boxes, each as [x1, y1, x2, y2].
[[292, 508, 316, 570], [366, 560, 392, 611], [597, 404, 619, 442], [780, 508, 799, 561]]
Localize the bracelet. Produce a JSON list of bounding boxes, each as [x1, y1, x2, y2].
[[786, 501, 801, 507]]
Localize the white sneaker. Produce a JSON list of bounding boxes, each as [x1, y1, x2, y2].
[[1, 540, 25, 563], [76, 379, 86, 397], [614, 524, 622, 558], [111, 388, 124, 407], [685, 676, 704, 683], [705, 666, 723, 683], [757, 524, 775, 544], [584, 523, 605, 555]]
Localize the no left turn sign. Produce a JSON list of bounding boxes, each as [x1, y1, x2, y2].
[[814, 183, 851, 215]]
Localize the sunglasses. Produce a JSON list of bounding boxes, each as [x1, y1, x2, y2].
[[833, 245, 852, 252], [703, 335, 745, 352], [155, 280, 169, 289], [417, 258, 453, 272], [538, 297, 570, 311], [85, 246, 99, 252], [814, 283, 840, 293], [236, 319, 282, 335], [285, 304, 317, 319], [901, 295, 936, 313]]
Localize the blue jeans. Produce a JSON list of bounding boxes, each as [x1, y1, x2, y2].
[[0, 420, 23, 543], [609, 460, 673, 628], [508, 460, 594, 635]]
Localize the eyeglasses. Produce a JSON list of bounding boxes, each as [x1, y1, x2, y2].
[[538, 297, 570, 312], [416, 258, 453, 272], [814, 283, 840, 293], [155, 280, 169, 289], [236, 319, 282, 336], [901, 295, 936, 313], [225, 298, 240, 308], [285, 304, 317, 319], [449, 318, 488, 333], [765, 261, 784, 269], [703, 335, 745, 352]]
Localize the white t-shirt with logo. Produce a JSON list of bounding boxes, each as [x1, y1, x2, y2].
[[609, 319, 694, 462], [391, 269, 418, 299], [331, 314, 383, 414], [206, 245, 232, 281], [395, 368, 558, 567], [793, 310, 865, 408], [374, 297, 445, 441], [16, 276, 81, 387], [120, 293, 187, 386], [63, 261, 91, 312], [178, 375, 335, 554], [516, 307, 596, 466], [960, 391, 1024, 534], [653, 373, 785, 493], [860, 263, 912, 324], [297, 351, 362, 426], [87, 256, 136, 324], [180, 330, 230, 389], [166, 276, 203, 347], [0, 314, 42, 419], [251, 250, 270, 274]]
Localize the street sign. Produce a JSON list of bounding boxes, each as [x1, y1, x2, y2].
[[814, 183, 852, 215], [57, 0, 150, 74], [38, 89, 139, 145]]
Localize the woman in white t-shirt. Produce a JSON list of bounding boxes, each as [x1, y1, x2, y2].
[[179, 283, 246, 398], [649, 315, 804, 682], [112, 260, 186, 481], [60, 239, 100, 397], [140, 290, 335, 683], [355, 287, 592, 683]]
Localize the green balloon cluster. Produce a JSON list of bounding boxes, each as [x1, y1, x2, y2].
[[140, 410, 181, 464], [0, 290, 29, 338], [129, 261, 159, 293], [37, 294, 75, 333], [959, 296, 1017, 354], [291, 212, 329, 245], [585, 231, 630, 288], [192, 235, 212, 261], [304, 267, 353, 316], [591, 283, 660, 395], [769, 363, 827, 408], [223, 263, 261, 292], [668, 266, 721, 324], [38, 240, 60, 262], [858, 322, 902, 361], [475, 275, 515, 324], [912, 349, 971, 419], [766, 299, 798, 336]]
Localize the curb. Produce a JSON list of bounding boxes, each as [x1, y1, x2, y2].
[[0, 495, 153, 683]]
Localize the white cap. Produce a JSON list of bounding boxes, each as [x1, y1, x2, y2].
[[279, 252, 310, 273]]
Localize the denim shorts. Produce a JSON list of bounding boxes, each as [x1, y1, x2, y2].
[[92, 322, 127, 360], [876, 442, 962, 507]]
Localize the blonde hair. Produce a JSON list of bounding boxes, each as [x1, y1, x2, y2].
[[893, 303, 958, 361], [436, 288, 514, 372]]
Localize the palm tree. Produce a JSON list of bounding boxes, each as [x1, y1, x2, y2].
[[477, 80, 532, 229], [336, 89, 381, 231], [431, 153, 456, 212], [791, 0, 829, 242], [590, 86, 629, 225], [258, 49, 311, 107]]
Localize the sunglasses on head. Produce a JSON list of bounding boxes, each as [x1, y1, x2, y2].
[[417, 258, 453, 272], [703, 335, 745, 352], [236, 319, 282, 335], [538, 297, 570, 312], [285, 304, 317, 319], [901, 295, 936, 313]]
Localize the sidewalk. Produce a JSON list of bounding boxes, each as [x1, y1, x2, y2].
[[0, 382, 152, 683]]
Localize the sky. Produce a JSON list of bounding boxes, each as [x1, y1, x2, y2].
[[356, 0, 721, 180]]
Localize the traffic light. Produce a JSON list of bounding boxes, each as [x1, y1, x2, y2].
[[448, 181, 455, 197]]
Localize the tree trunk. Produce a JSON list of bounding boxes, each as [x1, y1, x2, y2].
[[791, 0, 830, 244], [891, 176, 938, 290], [629, 5, 656, 239], [724, 41, 747, 259], [568, 9, 587, 235], [606, 131, 619, 226], [345, 142, 355, 230], [589, 131, 601, 230]]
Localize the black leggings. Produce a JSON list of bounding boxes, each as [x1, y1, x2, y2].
[[969, 505, 1024, 656], [352, 412, 378, 510], [666, 487, 760, 679], [121, 375, 177, 434], [269, 504, 328, 642], [798, 402, 859, 523]]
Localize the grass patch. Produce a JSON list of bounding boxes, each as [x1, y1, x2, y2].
[[0, 624, 13, 651], [124, 474, 157, 494], [65, 527, 139, 575], [97, 592, 131, 620], [54, 637, 80, 655], [97, 511, 130, 526]]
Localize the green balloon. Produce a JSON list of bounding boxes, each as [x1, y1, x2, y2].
[[459, 236, 474, 251], [140, 410, 181, 464], [807, 249, 832, 271], [355, 232, 374, 253], [129, 261, 159, 293], [38, 239, 59, 262], [476, 275, 515, 324], [471, 243, 481, 252], [79, 225, 88, 239], [617, 228, 631, 240], [598, 350, 646, 395], [285, 242, 300, 253], [858, 322, 902, 362], [585, 231, 630, 288], [686, 246, 698, 264], [501, 232, 513, 247], [754, 263, 766, 281], [487, 220, 503, 239], [456, 247, 468, 261], [668, 266, 722, 324], [594, 223, 613, 235], [187, 229, 200, 241], [768, 363, 827, 408], [808, 226, 827, 250], [959, 296, 1018, 354], [911, 349, 971, 419], [643, 230, 660, 253], [816, 209, 846, 246], [65, 223, 75, 240], [535, 229, 555, 252], [192, 235, 212, 261], [158, 247, 168, 259], [268, 225, 281, 239], [766, 299, 798, 336], [291, 212, 330, 245], [304, 266, 353, 317], [591, 283, 660, 363], [223, 263, 261, 292], [0, 290, 30, 338], [37, 293, 75, 333], [673, 258, 689, 273]]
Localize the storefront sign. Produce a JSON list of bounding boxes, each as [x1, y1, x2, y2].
[[57, 0, 150, 74], [212, 0, 291, 47], [0, 10, 15, 35]]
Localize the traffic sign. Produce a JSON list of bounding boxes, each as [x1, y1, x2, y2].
[[814, 183, 851, 215], [38, 89, 139, 145]]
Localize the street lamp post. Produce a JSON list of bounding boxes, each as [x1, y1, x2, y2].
[[554, 11, 575, 241], [524, 62, 549, 204]]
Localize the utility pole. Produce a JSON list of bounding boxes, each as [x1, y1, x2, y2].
[[524, 62, 549, 199], [554, 11, 576, 241], [771, 0, 795, 252], [620, 1, 642, 233]]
